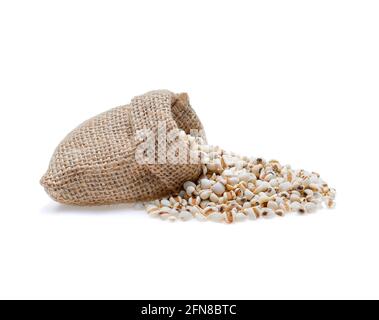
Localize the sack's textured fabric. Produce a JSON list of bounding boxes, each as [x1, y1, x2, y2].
[[40, 90, 206, 205]]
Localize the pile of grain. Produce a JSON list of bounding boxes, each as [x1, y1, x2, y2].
[[144, 133, 336, 223]]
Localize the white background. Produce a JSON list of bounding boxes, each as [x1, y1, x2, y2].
[[0, 0, 378, 300]]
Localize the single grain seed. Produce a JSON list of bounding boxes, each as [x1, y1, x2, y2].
[[212, 182, 226, 196]]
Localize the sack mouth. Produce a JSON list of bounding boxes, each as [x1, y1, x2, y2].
[[170, 92, 207, 143], [130, 90, 206, 141], [130, 90, 207, 195]]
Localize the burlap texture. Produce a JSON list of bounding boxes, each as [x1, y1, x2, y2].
[[41, 90, 206, 205]]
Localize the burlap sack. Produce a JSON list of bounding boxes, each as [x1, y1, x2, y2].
[[41, 90, 206, 205]]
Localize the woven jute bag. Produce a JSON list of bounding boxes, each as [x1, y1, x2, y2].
[[41, 90, 206, 205]]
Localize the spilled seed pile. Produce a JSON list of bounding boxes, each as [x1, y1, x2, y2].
[[144, 133, 336, 223]]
